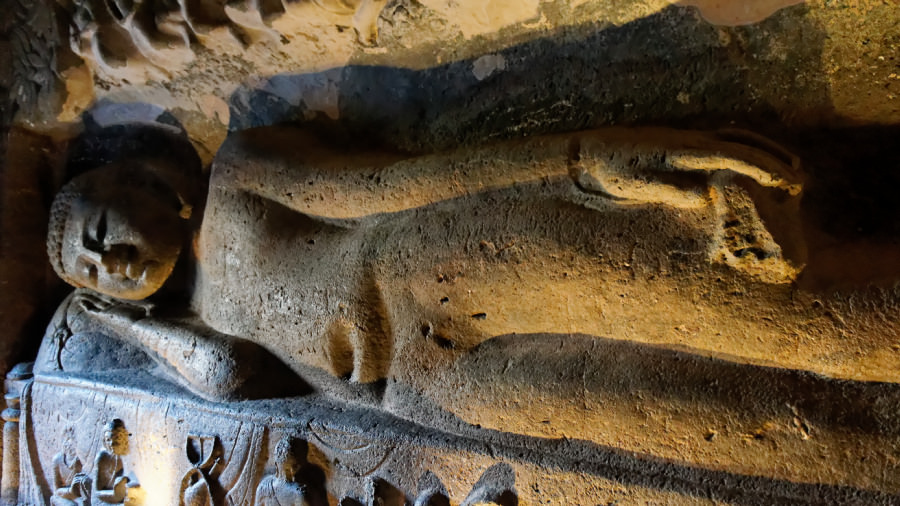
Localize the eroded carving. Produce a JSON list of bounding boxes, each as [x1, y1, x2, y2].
[[51, 427, 91, 506], [461, 464, 517, 506], [179, 434, 224, 506], [367, 477, 406, 505], [68, 0, 390, 74], [413, 471, 449, 506], [307, 421, 394, 478], [92, 419, 138, 504], [255, 436, 326, 506], [223, 424, 267, 506], [346, 464, 518, 506]]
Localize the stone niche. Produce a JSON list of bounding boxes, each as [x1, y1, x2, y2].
[[2, 0, 900, 504]]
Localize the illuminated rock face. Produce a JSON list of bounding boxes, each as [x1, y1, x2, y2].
[[4, 0, 900, 503]]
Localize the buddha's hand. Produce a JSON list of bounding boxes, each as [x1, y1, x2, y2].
[[66, 288, 153, 336]]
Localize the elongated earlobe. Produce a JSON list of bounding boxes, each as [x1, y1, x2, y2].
[[178, 199, 192, 220]]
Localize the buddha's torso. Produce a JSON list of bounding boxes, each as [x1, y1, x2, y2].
[[190, 128, 900, 480]]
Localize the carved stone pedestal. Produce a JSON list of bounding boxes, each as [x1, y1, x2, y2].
[[4, 365, 898, 505]]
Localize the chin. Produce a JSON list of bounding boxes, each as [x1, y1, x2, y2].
[[122, 285, 161, 300], [100, 281, 160, 301]]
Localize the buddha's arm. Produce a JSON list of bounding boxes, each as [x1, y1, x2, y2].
[[125, 317, 261, 401], [215, 134, 574, 220], [62, 291, 260, 401], [574, 129, 801, 208], [215, 128, 800, 221]]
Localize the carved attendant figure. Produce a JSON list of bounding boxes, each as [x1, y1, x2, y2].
[[92, 419, 134, 505], [51, 427, 91, 506], [255, 437, 318, 506]]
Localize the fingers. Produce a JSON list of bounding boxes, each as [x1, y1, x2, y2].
[[72, 289, 153, 317], [132, 299, 154, 317], [73, 289, 115, 312]]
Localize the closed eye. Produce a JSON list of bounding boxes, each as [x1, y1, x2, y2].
[[95, 209, 107, 246], [81, 209, 107, 251]]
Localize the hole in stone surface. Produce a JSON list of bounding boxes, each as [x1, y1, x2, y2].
[[432, 334, 454, 349]]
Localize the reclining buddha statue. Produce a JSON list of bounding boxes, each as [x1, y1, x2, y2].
[[44, 121, 891, 482]]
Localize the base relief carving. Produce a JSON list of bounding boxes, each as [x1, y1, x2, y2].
[[93, 419, 139, 505], [51, 427, 91, 506], [179, 435, 224, 506]]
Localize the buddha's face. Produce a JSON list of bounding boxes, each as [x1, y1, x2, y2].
[[59, 184, 183, 300]]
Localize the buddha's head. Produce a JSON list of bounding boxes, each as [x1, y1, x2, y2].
[[48, 161, 191, 300]]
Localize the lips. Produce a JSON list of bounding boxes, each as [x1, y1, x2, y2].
[[104, 257, 144, 281], [125, 262, 143, 280]]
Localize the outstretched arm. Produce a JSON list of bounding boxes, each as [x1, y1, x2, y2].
[[218, 127, 801, 223], [214, 128, 574, 221]]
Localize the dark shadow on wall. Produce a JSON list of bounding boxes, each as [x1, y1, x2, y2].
[[228, 4, 832, 152], [786, 124, 900, 291]]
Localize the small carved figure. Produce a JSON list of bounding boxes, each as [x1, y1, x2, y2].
[[255, 437, 307, 506], [92, 419, 137, 505], [255, 436, 325, 506], [51, 427, 91, 506], [181, 470, 209, 506]]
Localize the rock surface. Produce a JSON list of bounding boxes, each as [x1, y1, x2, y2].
[[2, 0, 900, 504]]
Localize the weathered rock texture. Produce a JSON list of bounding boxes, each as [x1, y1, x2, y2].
[[3, 0, 900, 504]]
